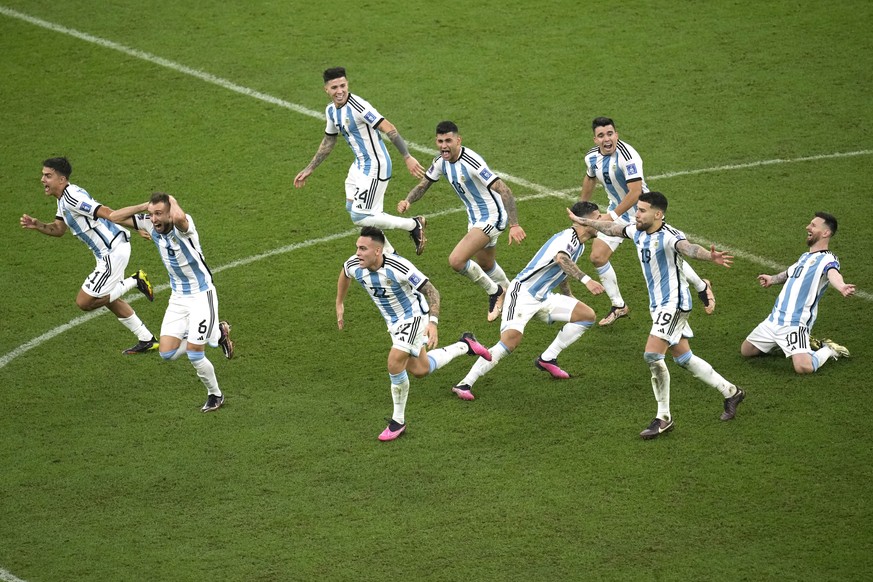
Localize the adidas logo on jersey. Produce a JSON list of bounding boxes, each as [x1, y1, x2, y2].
[[197, 336, 205, 341]]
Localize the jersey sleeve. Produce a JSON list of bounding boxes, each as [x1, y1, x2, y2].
[[342, 256, 359, 279], [823, 253, 840, 273], [621, 224, 634, 239], [65, 189, 100, 219], [352, 95, 385, 129], [584, 149, 598, 179], [471, 155, 499, 189], [176, 214, 196, 238], [424, 156, 443, 182], [620, 144, 645, 183], [324, 105, 339, 135], [402, 259, 429, 291], [132, 213, 155, 234]]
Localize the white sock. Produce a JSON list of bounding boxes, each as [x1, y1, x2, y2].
[[188, 351, 221, 396], [675, 352, 736, 397], [485, 263, 511, 289], [683, 262, 706, 293], [109, 276, 138, 302], [117, 313, 155, 341], [389, 371, 410, 424], [354, 212, 417, 232], [812, 345, 837, 371], [461, 342, 511, 387], [597, 262, 624, 308], [427, 341, 469, 374], [646, 353, 671, 421], [460, 260, 499, 294], [541, 321, 592, 361]]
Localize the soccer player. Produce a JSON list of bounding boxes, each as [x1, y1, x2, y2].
[[20, 157, 158, 354], [109, 193, 234, 413], [741, 212, 855, 374], [398, 121, 526, 322], [568, 192, 744, 440], [451, 201, 605, 401], [294, 67, 427, 256], [336, 227, 492, 441], [579, 117, 715, 326]]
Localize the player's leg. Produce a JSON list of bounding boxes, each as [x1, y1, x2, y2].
[[795, 328, 848, 374], [182, 291, 225, 412], [349, 176, 423, 254], [640, 333, 673, 439], [536, 296, 595, 379], [589, 235, 629, 326], [382, 347, 413, 441], [682, 262, 715, 314]]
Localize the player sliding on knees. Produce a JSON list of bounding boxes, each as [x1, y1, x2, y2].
[[451, 202, 605, 401], [337, 227, 491, 441]]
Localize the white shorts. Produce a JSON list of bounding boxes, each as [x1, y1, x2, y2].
[[161, 289, 221, 347], [501, 281, 579, 334], [745, 319, 812, 357], [595, 217, 633, 252], [649, 308, 693, 346], [388, 315, 430, 357], [346, 166, 389, 215], [81, 241, 131, 298], [469, 220, 504, 249]]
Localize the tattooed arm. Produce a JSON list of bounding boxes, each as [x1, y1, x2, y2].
[[676, 240, 733, 267], [420, 280, 440, 348], [493, 179, 526, 244], [378, 119, 425, 179], [294, 133, 338, 188], [555, 252, 605, 295], [398, 177, 434, 213], [566, 208, 628, 238]]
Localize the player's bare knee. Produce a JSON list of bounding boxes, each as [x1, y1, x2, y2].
[[792, 359, 815, 374], [572, 304, 596, 323], [448, 254, 466, 272], [75, 296, 98, 311], [740, 341, 761, 358]]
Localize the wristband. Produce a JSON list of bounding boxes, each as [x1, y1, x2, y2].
[[429, 316, 439, 325], [608, 210, 619, 221], [580, 275, 592, 284]]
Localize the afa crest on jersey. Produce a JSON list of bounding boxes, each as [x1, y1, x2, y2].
[[364, 111, 377, 124]]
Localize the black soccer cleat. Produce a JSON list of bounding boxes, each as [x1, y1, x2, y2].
[[123, 337, 158, 355]]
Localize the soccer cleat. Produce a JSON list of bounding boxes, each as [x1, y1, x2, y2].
[[821, 338, 850, 359], [132, 269, 155, 302], [122, 337, 158, 355], [452, 384, 475, 401], [487, 286, 505, 322], [640, 417, 674, 440], [720, 388, 745, 421], [410, 215, 428, 255], [809, 337, 822, 351], [378, 418, 406, 441], [534, 357, 570, 379], [218, 320, 234, 360], [460, 332, 492, 361], [598, 304, 629, 327], [201, 394, 225, 413], [699, 279, 716, 315]]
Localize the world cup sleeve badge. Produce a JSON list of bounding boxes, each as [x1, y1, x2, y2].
[[479, 168, 493, 181], [409, 273, 422, 287], [626, 162, 638, 176], [80, 201, 92, 213], [364, 111, 377, 124]]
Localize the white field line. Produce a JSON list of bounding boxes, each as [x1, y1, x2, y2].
[[0, 1, 869, 375], [0, 567, 28, 582]]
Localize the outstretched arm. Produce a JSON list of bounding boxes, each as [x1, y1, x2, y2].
[[378, 119, 425, 179], [555, 252, 604, 295], [397, 177, 434, 213], [336, 269, 351, 330], [827, 269, 856, 297], [20, 214, 67, 237], [420, 280, 440, 349], [294, 134, 338, 188], [676, 240, 733, 267], [109, 201, 149, 224], [757, 271, 787, 287], [493, 179, 526, 244], [566, 208, 627, 237]]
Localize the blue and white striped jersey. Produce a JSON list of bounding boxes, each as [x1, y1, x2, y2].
[[767, 251, 839, 328], [624, 223, 693, 311], [325, 93, 392, 180], [515, 228, 585, 301], [584, 140, 648, 223], [133, 213, 215, 295], [425, 147, 507, 229], [55, 184, 130, 258], [343, 253, 430, 326]]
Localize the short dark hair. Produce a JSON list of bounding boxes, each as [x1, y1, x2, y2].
[[323, 67, 346, 83], [149, 192, 171, 207], [639, 191, 668, 213], [43, 157, 72, 178], [436, 120, 459, 135], [360, 226, 385, 245], [592, 117, 615, 132], [815, 211, 838, 236], [570, 200, 600, 218]]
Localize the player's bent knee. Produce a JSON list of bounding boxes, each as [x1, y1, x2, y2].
[[159, 350, 176, 361], [187, 350, 206, 362]]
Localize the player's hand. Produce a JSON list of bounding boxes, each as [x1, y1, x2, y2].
[[711, 245, 733, 267], [566, 208, 584, 225], [336, 304, 345, 330], [757, 274, 773, 287], [294, 169, 312, 189], [397, 199, 411, 214], [405, 156, 425, 179], [507, 224, 526, 245], [20, 214, 38, 229], [586, 279, 605, 295], [138, 230, 152, 241], [426, 322, 438, 349], [840, 283, 856, 297]]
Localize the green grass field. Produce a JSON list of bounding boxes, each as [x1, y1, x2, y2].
[[2, 1, 872, 580]]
